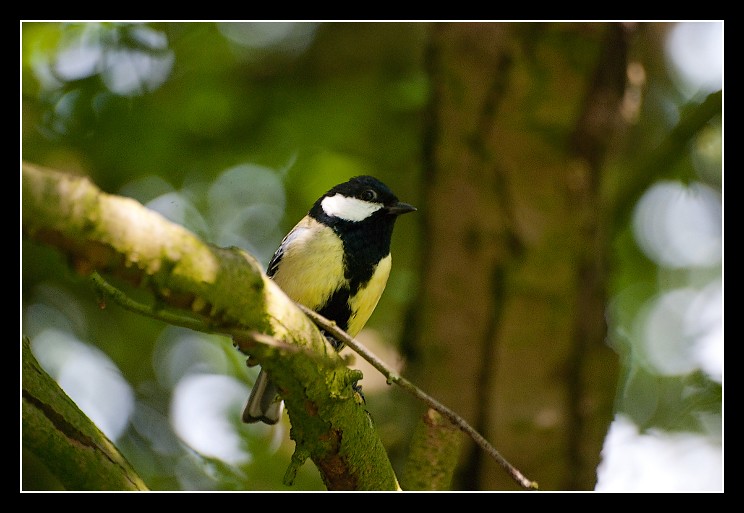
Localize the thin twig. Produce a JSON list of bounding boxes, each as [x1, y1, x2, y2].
[[297, 303, 539, 490], [89, 272, 321, 360], [90, 272, 206, 332]]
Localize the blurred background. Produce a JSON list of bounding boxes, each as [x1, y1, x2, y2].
[[21, 21, 722, 491]]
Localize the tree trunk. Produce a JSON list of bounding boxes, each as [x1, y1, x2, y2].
[[403, 22, 625, 491]]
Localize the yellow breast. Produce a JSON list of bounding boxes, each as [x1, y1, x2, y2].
[[270, 217, 392, 337], [271, 219, 346, 311], [347, 254, 391, 336]]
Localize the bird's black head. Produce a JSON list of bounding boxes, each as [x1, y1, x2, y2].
[[311, 175, 416, 223]]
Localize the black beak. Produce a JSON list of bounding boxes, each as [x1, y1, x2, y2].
[[386, 202, 417, 216]]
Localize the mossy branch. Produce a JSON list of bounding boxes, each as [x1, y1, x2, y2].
[[22, 336, 149, 491], [21, 162, 398, 491]]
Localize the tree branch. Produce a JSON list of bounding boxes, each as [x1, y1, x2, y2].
[[401, 408, 463, 490], [22, 337, 149, 491], [22, 162, 398, 491]]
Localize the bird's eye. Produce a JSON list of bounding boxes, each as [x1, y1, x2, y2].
[[361, 189, 377, 201]]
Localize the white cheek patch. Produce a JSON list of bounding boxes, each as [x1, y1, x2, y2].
[[321, 194, 383, 222]]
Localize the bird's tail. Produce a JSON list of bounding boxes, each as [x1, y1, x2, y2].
[[243, 369, 284, 425]]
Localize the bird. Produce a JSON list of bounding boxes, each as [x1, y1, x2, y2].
[[242, 175, 416, 425]]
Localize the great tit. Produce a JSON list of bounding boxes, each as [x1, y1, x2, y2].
[[242, 175, 416, 425]]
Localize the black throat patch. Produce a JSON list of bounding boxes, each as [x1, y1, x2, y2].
[[308, 208, 396, 333]]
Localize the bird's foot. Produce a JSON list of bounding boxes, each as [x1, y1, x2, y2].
[[322, 330, 345, 351]]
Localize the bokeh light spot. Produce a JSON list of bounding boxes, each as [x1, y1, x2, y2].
[[170, 373, 251, 466], [31, 329, 135, 441], [633, 181, 721, 269]]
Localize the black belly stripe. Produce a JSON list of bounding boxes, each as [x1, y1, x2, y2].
[[316, 287, 352, 333]]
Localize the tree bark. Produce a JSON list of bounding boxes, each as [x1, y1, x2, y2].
[[403, 22, 625, 490]]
